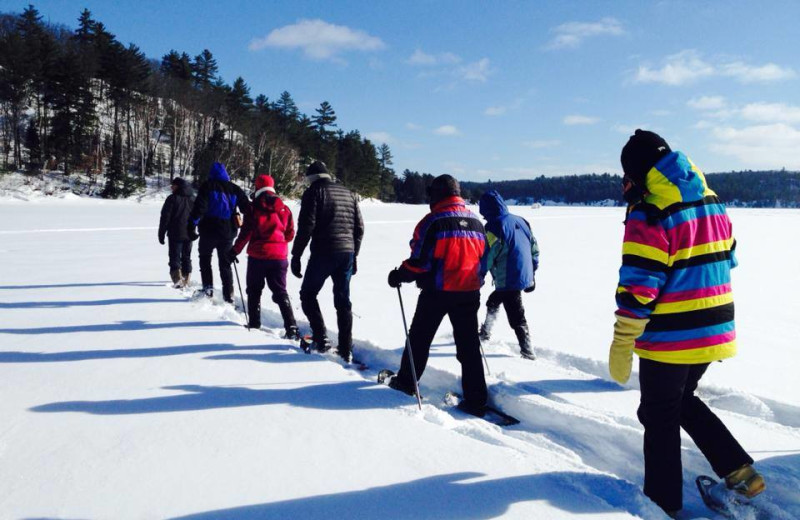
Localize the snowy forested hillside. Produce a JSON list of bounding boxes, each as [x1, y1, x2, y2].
[[0, 197, 798, 519]]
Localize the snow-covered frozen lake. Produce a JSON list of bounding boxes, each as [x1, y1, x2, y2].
[[0, 197, 798, 519]]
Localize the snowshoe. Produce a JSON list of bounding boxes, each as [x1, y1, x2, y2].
[[696, 475, 766, 519], [193, 286, 213, 299], [299, 335, 331, 354], [444, 392, 520, 427]]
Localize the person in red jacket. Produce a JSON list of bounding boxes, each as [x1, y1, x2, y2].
[[230, 175, 299, 339], [386, 175, 489, 415]]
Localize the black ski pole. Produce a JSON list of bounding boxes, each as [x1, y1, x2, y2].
[[396, 286, 423, 410], [232, 258, 249, 329]]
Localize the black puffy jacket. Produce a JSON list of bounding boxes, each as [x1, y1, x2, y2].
[[292, 178, 364, 257], [159, 180, 194, 242]]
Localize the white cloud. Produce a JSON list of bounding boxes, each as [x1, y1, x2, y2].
[[739, 102, 800, 124], [249, 19, 385, 60], [365, 131, 393, 144], [484, 106, 507, 116], [458, 58, 492, 82], [635, 50, 795, 86], [547, 17, 624, 50], [635, 50, 715, 86], [612, 124, 651, 135], [522, 139, 561, 149], [688, 96, 727, 111], [407, 49, 461, 66], [563, 114, 600, 126], [720, 62, 796, 83], [434, 125, 460, 136], [710, 123, 800, 169]]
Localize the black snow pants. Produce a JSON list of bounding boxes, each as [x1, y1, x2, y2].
[[246, 257, 296, 331], [482, 290, 530, 346], [299, 252, 354, 348], [638, 358, 753, 512], [168, 238, 193, 273], [198, 235, 234, 300], [396, 290, 488, 408]]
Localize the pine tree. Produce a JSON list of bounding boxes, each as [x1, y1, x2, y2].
[[192, 49, 218, 89], [312, 101, 337, 133], [275, 91, 299, 120]]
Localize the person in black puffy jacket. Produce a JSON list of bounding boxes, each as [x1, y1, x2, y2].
[[291, 161, 364, 362], [188, 162, 249, 302], [158, 177, 195, 287]]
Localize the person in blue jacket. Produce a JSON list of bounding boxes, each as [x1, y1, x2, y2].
[[188, 162, 249, 302], [478, 190, 539, 360]]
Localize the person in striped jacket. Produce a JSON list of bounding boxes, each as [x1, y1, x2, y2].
[[387, 175, 489, 415], [609, 130, 765, 515]]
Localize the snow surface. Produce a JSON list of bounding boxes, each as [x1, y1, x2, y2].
[[0, 196, 798, 519]]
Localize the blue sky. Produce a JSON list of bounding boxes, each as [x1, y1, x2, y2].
[[6, 0, 800, 180]]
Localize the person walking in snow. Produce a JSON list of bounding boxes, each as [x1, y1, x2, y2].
[[230, 174, 299, 339], [477, 190, 539, 360], [608, 130, 764, 515], [158, 177, 195, 288], [291, 161, 364, 362], [188, 162, 249, 303], [387, 174, 489, 416]]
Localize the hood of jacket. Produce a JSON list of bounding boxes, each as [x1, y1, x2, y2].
[[479, 190, 509, 220], [208, 162, 230, 183], [254, 192, 285, 214], [644, 151, 715, 210]]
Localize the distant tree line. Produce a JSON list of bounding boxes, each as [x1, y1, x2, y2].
[[461, 171, 800, 208], [0, 5, 396, 199]]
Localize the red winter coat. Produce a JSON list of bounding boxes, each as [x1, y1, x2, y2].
[[232, 193, 295, 260]]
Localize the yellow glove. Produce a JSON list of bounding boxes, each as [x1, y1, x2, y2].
[[609, 315, 649, 384]]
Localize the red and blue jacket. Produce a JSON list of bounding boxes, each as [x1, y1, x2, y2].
[[398, 196, 488, 292]]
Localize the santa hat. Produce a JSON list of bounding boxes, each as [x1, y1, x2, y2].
[[254, 174, 276, 197]]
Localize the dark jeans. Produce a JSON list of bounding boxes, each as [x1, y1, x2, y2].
[[198, 235, 234, 299], [168, 239, 192, 273], [638, 358, 753, 512], [246, 258, 295, 330], [299, 252, 354, 347], [396, 290, 488, 407]]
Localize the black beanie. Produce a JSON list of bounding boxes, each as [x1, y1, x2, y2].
[[621, 130, 671, 184], [428, 174, 460, 206], [306, 161, 328, 176]]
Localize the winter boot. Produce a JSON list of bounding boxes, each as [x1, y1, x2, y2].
[[515, 324, 536, 360], [313, 336, 332, 353], [480, 306, 500, 342], [247, 297, 261, 329], [275, 295, 298, 337], [725, 464, 766, 498], [170, 269, 182, 288], [182, 272, 191, 288], [223, 290, 234, 304], [337, 344, 353, 363], [194, 286, 213, 299], [284, 326, 301, 341], [388, 375, 417, 397]]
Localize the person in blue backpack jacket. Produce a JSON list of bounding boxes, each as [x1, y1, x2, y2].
[[188, 162, 249, 302], [478, 190, 539, 359]]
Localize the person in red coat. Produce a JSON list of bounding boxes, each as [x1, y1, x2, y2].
[[230, 175, 299, 339]]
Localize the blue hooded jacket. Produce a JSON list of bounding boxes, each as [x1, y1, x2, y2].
[[189, 162, 249, 240], [479, 190, 539, 291]]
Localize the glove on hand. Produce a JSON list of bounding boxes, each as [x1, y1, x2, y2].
[[158, 235, 165, 245], [608, 314, 649, 384], [387, 268, 402, 288], [352, 257, 358, 276], [291, 256, 303, 279], [524, 279, 536, 293], [228, 248, 239, 264], [187, 225, 199, 241]]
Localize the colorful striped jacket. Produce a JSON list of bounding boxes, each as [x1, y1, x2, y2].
[[399, 196, 488, 292], [616, 151, 738, 364]]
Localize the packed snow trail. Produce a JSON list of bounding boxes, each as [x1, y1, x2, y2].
[[1, 198, 799, 519]]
